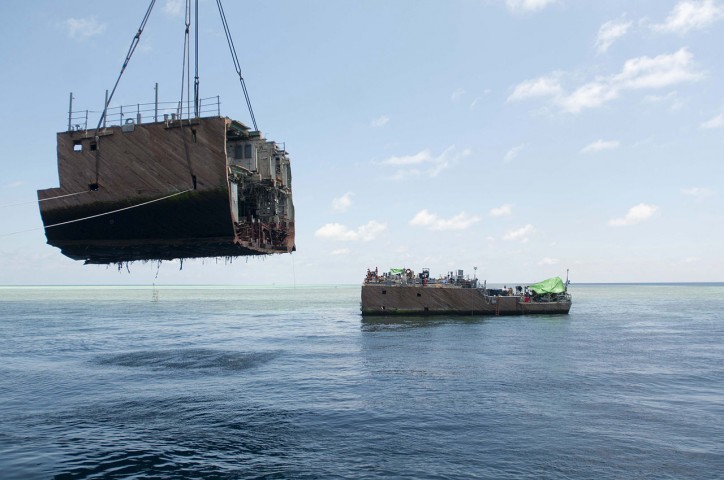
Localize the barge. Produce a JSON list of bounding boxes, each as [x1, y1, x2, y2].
[[361, 268, 571, 316]]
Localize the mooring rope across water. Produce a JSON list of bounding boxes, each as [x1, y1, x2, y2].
[[0, 189, 192, 238]]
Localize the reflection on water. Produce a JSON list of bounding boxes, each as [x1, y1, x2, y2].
[[360, 315, 490, 331]]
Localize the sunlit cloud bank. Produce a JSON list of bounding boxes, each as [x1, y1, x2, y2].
[[370, 115, 389, 128], [489, 204, 514, 217], [681, 187, 715, 201], [538, 257, 559, 266], [65, 17, 106, 40], [653, 0, 724, 34], [508, 48, 704, 113], [409, 210, 481, 231], [450, 88, 466, 101], [380, 146, 471, 180], [503, 224, 535, 242], [163, 0, 184, 16], [700, 113, 724, 129], [504, 144, 525, 163], [580, 139, 620, 154], [595, 19, 632, 53], [331, 192, 354, 212], [505, 0, 558, 14], [608, 203, 658, 227], [315, 221, 387, 241]]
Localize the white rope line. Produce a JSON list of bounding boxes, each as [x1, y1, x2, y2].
[[0, 189, 192, 238], [0, 190, 90, 209]]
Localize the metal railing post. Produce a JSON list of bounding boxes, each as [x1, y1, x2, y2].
[[103, 90, 108, 129], [68, 92, 73, 132], [154, 83, 158, 122], [217, 95, 220, 116]]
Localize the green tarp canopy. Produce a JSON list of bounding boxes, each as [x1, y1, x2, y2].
[[389, 268, 405, 275], [528, 276, 566, 294]]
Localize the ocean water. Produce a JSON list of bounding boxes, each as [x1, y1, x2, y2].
[[0, 284, 722, 479]]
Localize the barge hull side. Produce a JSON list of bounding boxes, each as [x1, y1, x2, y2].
[[361, 285, 571, 316]]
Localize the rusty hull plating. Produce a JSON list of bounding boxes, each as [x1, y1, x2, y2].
[[37, 117, 295, 264]]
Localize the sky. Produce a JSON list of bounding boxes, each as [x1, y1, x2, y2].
[[0, 0, 722, 285]]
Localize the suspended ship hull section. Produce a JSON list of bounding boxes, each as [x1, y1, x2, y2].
[[37, 117, 295, 264]]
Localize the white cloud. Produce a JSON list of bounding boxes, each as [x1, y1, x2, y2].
[[3, 181, 25, 189], [507, 74, 562, 102], [489, 204, 514, 217], [315, 221, 387, 242], [381, 150, 431, 166], [331, 248, 350, 256], [580, 139, 620, 154], [371, 115, 390, 128], [608, 203, 658, 227], [700, 113, 724, 129], [332, 192, 354, 212], [65, 17, 106, 40], [653, 0, 724, 34], [643, 91, 684, 111], [595, 19, 632, 53], [409, 210, 481, 231], [381, 146, 471, 180], [681, 187, 715, 201], [509, 48, 704, 113], [558, 81, 618, 113], [504, 144, 525, 162], [469, 97, 483, 110], [506, 0, 559, 14], [614, 48, 703, 89], [451, 88, 466, 101], [538, 257, 560, 266], [503, 224, 535, 242], [163, 0, 184, 16]]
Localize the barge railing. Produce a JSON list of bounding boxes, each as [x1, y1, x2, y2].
[[66, 90, 221, 132]]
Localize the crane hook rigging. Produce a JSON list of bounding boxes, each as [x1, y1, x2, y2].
[[96, 0, 257, 133]]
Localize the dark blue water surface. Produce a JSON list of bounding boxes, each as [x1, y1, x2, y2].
[[1, 284, 722, 479]]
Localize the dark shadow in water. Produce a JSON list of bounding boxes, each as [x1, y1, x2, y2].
[[95, 348, 278, 372]]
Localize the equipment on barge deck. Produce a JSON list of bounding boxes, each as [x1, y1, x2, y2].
[[37, 0, 295, 265]]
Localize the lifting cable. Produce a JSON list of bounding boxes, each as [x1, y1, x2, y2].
[[194, 0, 200, 118], [216, 0, 258, 131], [179, 0, 192, 120], [96, 0, 157, 133], [0, 190, 90, 209], [92, 0, 156, 186], [0, 189, 192, 238]]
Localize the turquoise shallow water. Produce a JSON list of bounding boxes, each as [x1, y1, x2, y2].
[[0, 284, 722, 479]]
